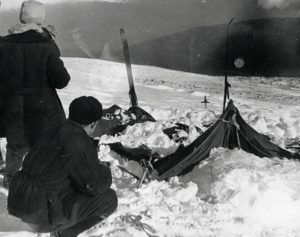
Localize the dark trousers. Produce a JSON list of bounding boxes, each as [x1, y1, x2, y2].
[[53, 189, 118, 237]]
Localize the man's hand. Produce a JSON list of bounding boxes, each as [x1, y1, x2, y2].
[[101, 161, 111, 168]]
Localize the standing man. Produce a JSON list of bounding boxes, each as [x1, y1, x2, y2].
[[0, 0, 70, 186], [0, 0, 6, 171], [8, 96, 118, 237]]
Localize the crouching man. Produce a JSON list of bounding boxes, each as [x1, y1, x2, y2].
[[7, 96, 118, 237]]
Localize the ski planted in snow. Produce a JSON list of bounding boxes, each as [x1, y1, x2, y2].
[[223, 18, 234, 113], [120, 28, 138, 107]]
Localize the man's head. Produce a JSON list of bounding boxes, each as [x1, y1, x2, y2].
[[20, 0, 45, 25], [69, 96, 103, 136]]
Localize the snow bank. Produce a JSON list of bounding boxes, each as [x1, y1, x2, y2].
[[2, 95, 300, 237], [1, 58, 300, 237], [92, 103, 300, 237]]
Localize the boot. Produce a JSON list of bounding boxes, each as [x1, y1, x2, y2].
[[0, 150, 4, 165], [2, 175, 8, 189], [50, 231, 62, 237], [0, 150, 5, 169], [58, 216, 103, 237]]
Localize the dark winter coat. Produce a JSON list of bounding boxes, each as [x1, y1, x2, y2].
[[0, 30, 70, 144], [8, 119, 113, 232]]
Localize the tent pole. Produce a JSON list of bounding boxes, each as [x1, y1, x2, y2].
[[223, 18, 235, 113]]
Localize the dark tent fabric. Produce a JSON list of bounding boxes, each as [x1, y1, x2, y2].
[[153, 100, 300, 181], [108, 142, 154, 163]]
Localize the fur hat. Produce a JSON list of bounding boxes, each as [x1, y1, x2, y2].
[[69, 96, 103, 125], [20, 0, 45, 25]]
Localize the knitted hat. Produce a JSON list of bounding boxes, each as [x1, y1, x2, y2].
[[69, 96, 103, 125], [20, 0, 46, 25]]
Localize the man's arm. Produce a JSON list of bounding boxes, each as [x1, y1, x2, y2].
[[68, 149, 112, 197], [46, 47, 70, 89]]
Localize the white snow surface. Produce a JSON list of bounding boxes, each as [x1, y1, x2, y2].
[[1, 57, 300, 236]]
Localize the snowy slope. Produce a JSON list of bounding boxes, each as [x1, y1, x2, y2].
[[1, 57, 300, 237]]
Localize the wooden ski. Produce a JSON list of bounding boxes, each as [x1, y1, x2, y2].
[[120, 28, 138, 107]]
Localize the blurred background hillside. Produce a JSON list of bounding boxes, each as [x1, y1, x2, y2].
[[1, 0, 300, 77]]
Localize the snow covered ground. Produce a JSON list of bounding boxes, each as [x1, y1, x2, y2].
[[1, 57, 300, 237]]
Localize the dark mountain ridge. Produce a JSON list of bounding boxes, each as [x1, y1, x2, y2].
[[1, 1, 246, 58], [107, 17, 300, 77], [1, 2, 300, 77]]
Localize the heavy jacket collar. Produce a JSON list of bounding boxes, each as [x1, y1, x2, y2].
[[3, 23, 56, 43], [2, 29, 51, 43], [8, 23, 44, 35], [65, 120, 98, 147], [65, 119, 88, 135]]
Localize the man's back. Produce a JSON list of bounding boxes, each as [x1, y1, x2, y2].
[[0, 30, 67, 89], [8, 120, 113, 232], [0, 30, 70, 146]]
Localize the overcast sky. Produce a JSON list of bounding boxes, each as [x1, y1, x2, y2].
[[1, 0, 300, 11], [0, 0, 126, 10], [258, 0, 300, 9]]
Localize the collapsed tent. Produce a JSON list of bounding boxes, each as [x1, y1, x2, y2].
[[153, 100, 300, 180], [109, 100, 300, 181]]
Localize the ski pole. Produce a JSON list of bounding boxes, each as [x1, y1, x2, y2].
[[223, 18, 235, 113]]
